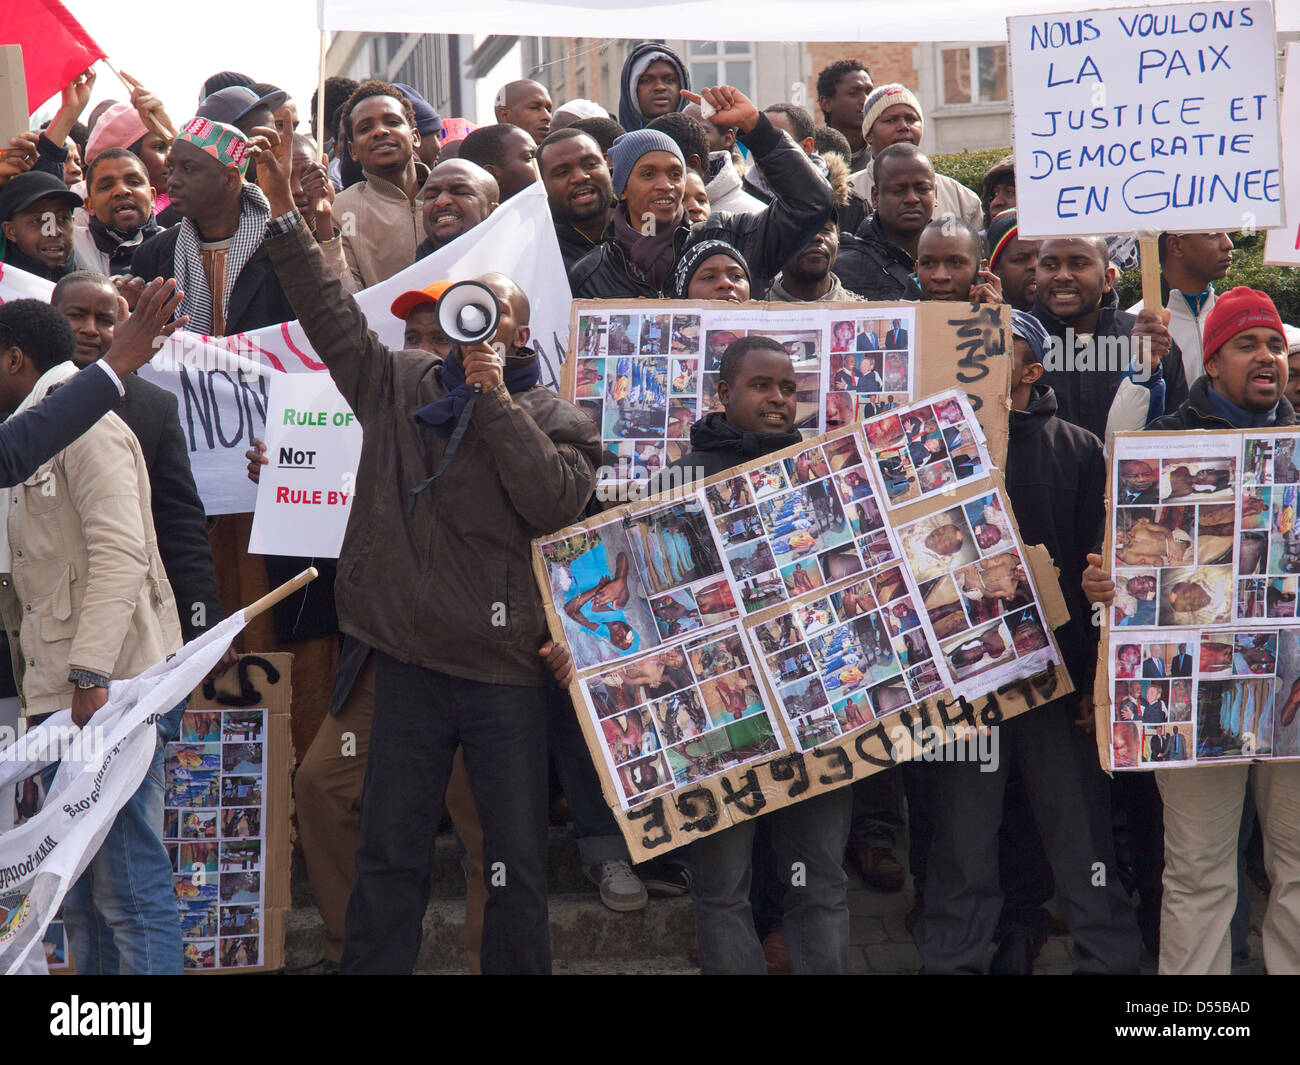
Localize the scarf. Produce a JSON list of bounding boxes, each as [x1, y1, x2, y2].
[[0, 361, 80, 572], [1204, 385, 1278, 429], [174, 183, 270, 336], [614, 205, 680, 293], [407, 348, 542, 512], [88, 213, 161, 275]]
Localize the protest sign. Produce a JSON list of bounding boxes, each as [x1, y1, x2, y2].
[[1008, 1, 1284, 239], [166, 652, 293, 973], [534, 402, 1073, 861], [0, 182, 570, 516], [248, 374, 361, 559], [566, 299, 1012, 496], [1263, 42, 1299, 266], [1095, 428, 1300, 771]]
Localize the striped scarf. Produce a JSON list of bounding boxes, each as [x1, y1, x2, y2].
[[174, 184, 270, 336]]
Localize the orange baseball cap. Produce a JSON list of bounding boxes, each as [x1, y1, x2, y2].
[[390, 280, 453, 321]]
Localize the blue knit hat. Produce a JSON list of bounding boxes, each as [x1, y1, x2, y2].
[[1011, 309, 1049, 364], [608, 129, 684, 196]]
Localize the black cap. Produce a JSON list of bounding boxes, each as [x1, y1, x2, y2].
[[197, 85, 289, 127], [0, 171, 82, 223]]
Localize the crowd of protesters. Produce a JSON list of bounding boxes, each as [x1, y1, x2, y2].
[[0, 39, 1297, 977]]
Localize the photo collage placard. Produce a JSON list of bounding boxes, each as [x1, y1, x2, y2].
[[543, 409, 1065, 812], [861, 392, 992, 510], [572, 303, 917, 486], [1107, 430, 1300, 770], [580, 621, 783, 809], [825, 310, 917, 430], [163, 708, 267, 970]]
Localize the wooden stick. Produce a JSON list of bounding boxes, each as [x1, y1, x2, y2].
[[1138, 235, 1162, 310], [102, 59, 176, 141], [243, 567, 318, 622], [316, 30, 328, 163]]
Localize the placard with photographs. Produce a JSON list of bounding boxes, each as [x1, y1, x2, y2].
[[825, 308, 917, 431], [1107, 627, 1299, 769], [861, 390, 991, 510], [571, 302, 920, 488], [749, 568, 946, 753], [896, 488, 1057, 698], [1103, 430, 1300, 771], [164, 707, 266, 970], [708, 433, 900, 617], [580, 621, 784, 809], [1111, 435, 1239, 629]]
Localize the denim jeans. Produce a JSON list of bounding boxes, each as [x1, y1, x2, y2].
[[342, 654, 551, 974], [61, 702, 186, 975], [547, 686, 629, 865], [689, 786, 852, 974]]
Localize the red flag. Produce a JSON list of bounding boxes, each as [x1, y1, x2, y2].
[[0, 0, 105, 115]]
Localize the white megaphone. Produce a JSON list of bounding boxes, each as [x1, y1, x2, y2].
[[436, 280, 500, 346]]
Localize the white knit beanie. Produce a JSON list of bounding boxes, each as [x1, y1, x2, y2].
[[862, 84, 924, 142]]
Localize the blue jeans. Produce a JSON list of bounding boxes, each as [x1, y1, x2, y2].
[[61, 702, 186, 974], [689, 786, 852, 974]]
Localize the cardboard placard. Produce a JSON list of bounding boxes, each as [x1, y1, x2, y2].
[[1095, 429, 1300, 771], [535, 412, 1072, 862], [1008, 1, 1284, 239], [564, 299, 1012, 495]]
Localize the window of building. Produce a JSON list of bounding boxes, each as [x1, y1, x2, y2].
[[686, 40, 753, 100], [938, 44, 1007, 106]]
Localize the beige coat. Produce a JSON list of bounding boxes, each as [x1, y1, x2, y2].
[[1, 409, 182, 717], [332, 163, 430, 290]]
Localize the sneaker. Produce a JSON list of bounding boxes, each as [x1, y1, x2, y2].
[[641, 859, 692, 898], [856, 845, 905, 893], [586, 859, 649, 912]]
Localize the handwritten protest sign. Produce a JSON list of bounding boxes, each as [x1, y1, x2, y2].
[[1095, 428, 1300, 771], [248, 374, 361, 558], [1264, 42, 1299, 266], [1008, 1, 1284, 238]]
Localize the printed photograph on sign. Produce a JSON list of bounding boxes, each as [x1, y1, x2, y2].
[[824, 308, 916, 429], [861, 391, 989, 509], [578, 621, 785, 808]]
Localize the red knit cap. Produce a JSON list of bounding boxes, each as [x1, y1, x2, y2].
[[1202, 287, 1286, 361]]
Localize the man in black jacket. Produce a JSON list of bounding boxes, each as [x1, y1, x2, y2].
[[130, 116, 294, 337], [652, 335, 853, 974], [570, 85, 830, 301], [916, 310, 1141, 975], [1030, 236, 1183, 442], [835, 144, 929, 301], [52, 271, 224, 644], [537, 129, 614, 272], [1083, 288, 1300, 975], [0, 171, 80, 282]]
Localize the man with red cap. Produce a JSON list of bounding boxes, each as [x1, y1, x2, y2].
[[1083, 288, 1300, 974]]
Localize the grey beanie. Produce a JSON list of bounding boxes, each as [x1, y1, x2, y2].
[[608, 129, 685, 196]]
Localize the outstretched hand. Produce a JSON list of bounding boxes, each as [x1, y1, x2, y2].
[[681, 87, 759, 134], [247, 125, 294, 216], [102, 278, 188, 377]]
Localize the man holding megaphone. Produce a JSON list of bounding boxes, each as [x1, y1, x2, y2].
[[248, 127, 602, 975]]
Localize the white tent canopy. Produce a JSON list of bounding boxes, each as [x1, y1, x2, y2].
[[317, 0, 1298, 41]]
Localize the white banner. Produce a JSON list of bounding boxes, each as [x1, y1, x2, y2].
[[0, 610, 248, 974], [0, 181, 571, 516], [1008, 1, 1284, 238], [317, 0, 1300, 40], [248, 373, 361, 558], [1264, 42, 1300, 266]]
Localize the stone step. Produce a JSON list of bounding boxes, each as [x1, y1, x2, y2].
[[282, 893, 698, 971]]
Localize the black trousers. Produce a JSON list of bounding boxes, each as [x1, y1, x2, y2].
[[341, 653, 552, 974], [916, 704, 1141, 974]]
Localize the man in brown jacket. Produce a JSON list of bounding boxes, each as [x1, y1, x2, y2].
[[252, 129, 602, 974]]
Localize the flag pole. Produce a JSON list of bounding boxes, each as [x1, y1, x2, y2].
[[316, 29, 328, 163], [243, 566, 318, 622]]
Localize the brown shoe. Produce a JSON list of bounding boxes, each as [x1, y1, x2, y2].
[[857, 846, 905, 893], [762, 928, 791, 973]]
